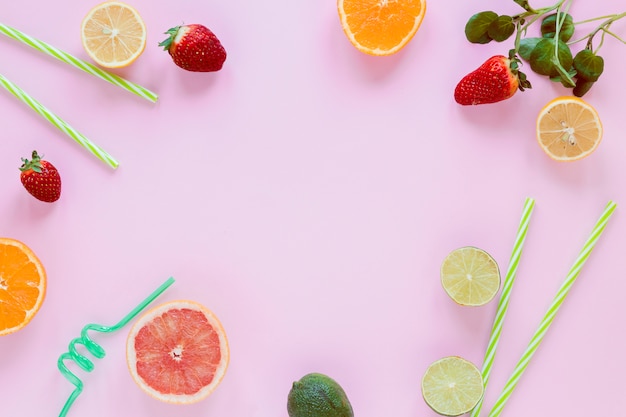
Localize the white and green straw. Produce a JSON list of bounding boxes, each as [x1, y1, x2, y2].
[[487, 200, 617, 417], [0, 23, 157, 103], [470, 197, 535, 417], [0, 73, 119, 169]]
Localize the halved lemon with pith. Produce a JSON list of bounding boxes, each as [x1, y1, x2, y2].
[[81, 1, 147, 68]]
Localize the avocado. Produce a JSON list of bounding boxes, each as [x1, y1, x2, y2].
[[287, 373, 354, 417]]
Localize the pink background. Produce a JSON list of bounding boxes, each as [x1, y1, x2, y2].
[[2, 0, 625, 416]]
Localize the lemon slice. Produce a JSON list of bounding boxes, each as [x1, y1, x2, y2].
[[81, 1, 147, 68], [440, 246, 500, 306], [422, 356, 484, 416], [536, 96, 603, 161]]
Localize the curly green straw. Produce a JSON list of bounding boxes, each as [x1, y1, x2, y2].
[[57, 277, 175, 417]]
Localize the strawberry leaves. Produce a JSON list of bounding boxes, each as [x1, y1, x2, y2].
[[462, 1, 625, 99]]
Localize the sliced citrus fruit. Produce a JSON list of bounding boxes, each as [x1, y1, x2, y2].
[[81, 1, 147, 68], [337, 0, 426, 56], [440, 246, 500, 306], [536, 96, 603, 161], [422, 356, 484, 416], [126, 300, 229, 404], [0, 237, 46, 336]]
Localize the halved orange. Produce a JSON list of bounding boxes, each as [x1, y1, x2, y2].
[[81, 1, 147, 68], [0, 238, 46, 336], [337, 0, 427, 56], [536, 96, 603, 161], [126, 300, 230, 404]]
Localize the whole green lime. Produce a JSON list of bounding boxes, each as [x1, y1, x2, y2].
[[287, 373, 354, 417]]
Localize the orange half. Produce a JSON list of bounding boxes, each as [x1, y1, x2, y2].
[[0, 238, 46, 336], [536, 96, 603, 161], [81, 1, 147, 68], [338, 0, 426, 56]]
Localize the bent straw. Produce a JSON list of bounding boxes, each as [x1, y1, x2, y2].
[[487, 200, 617, 417], [0, 73, 119, 169], [57, 277, 175, 417], [470, 197, 535, 417], [0, 23, 158, 103]]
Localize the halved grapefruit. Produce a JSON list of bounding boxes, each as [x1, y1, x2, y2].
[[126, 300, 229, 404]]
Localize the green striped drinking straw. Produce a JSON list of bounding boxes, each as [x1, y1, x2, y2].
[[0, 23, 158, 103], [470, 197, 535, 417], [486, 200, 617, 417], [0, 73, 119, 169]]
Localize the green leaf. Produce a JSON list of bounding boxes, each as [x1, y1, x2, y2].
[[518, 37, 542, 61], [573, 50, 604, 82], [487, 15, 515, 42], [514, 0, 531, 11], [465, 11, 498, 44], [573, 79, 595, 97], [541, 13, 575, 42], [529, 38, 573, 77]]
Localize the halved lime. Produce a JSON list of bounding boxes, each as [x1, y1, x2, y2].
[[440, 246, 500, 306], [421, 356, 484, 416]]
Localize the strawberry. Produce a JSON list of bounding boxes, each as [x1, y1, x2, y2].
[[19, 151, 61, 203], [454, 54, 531, 105], [159, 24, 226, 72]]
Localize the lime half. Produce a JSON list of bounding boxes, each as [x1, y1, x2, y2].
[[440, 246, 500, 306], [422, 356, 484, 416]]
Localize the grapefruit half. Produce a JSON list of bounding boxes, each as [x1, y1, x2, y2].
[[126, 299, 229, 404]]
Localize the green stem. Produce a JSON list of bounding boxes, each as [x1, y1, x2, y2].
[[514, 0, 567, 35], [586, 12, 626, 50], [604, 29, 626, 44], [574, 15, 620, 25]]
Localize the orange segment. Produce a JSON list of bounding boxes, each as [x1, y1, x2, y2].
[[536, 96, 603, 161], [81, 1, 147, 68], [0, 238, 46, 336], [126, 300, 229, 404], [338, 0, 426, 56]]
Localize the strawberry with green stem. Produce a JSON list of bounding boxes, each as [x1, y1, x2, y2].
[[461, 0, 625, 99], [19, 150, 61, 203], [454, 52, 531, 105], [159, 24, 226, 72]]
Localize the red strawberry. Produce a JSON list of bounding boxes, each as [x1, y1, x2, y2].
[[454, 54, 531, 105], [19, 151, 61, 203], [159, 24, 226, 72]]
